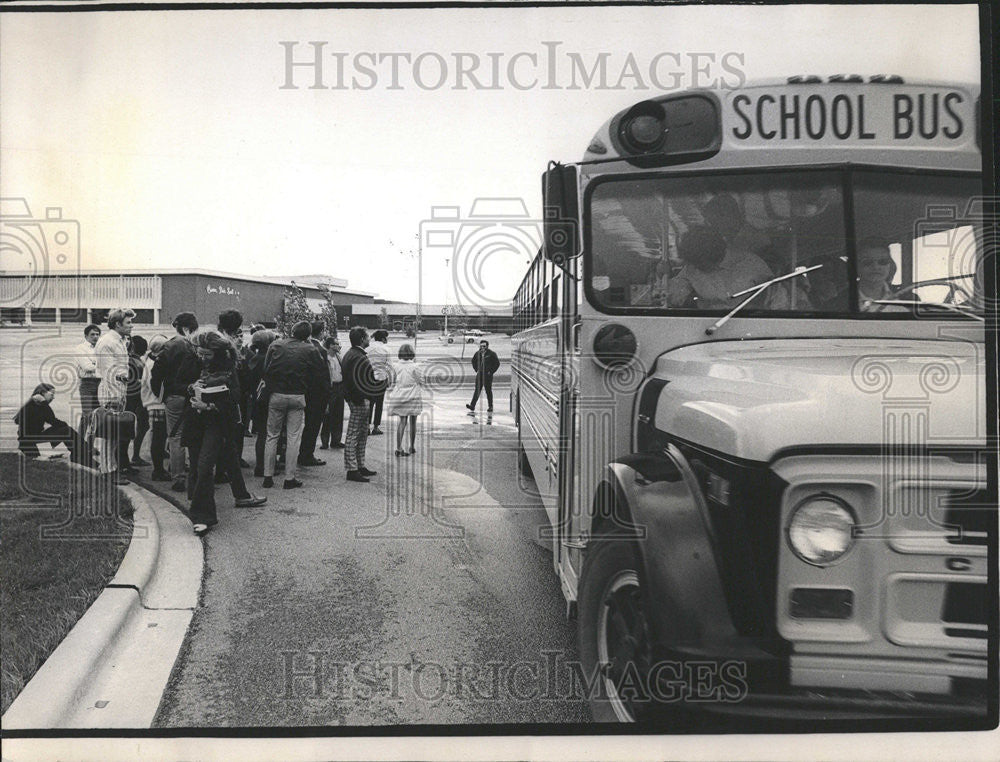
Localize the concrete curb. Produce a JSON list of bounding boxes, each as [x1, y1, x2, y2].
[[109, 485, 160, 593], [1, 468, 203, 729]]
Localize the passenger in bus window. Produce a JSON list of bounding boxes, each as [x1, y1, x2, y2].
[[756, 239, 814, 310], [856, 237, 912, 312], [667, 226, 773, 310], [806, 255, 850, 311], [650, 258, 670, 305], [701, 194, 771, 265]]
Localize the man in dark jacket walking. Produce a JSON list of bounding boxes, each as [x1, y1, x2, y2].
[[151, 312, 200, 491], [341, 326, 385, 483], [466, 340, 500, 412]]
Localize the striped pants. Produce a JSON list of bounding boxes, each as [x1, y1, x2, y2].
[[344, 399, 370, 471]]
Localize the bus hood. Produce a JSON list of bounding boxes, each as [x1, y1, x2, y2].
[[650, 338, 987, 462]]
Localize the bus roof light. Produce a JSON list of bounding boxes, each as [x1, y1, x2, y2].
[[605, 93, 722, 168], [828, 74, 864, 83], [617, 101, 668, 155], [787, 75, 822, 84], [869, 74, 905, 84]]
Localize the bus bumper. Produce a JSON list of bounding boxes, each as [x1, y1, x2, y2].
[[644, 645, 990, 724]]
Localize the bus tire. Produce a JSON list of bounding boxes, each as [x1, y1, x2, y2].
[[447, 337, 454, 344], [578, 534, 653, 723]]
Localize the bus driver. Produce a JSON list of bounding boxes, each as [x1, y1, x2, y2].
[[856, 236, 910, 311]]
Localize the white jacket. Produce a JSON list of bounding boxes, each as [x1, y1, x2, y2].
[[141, 356, 165, 410]]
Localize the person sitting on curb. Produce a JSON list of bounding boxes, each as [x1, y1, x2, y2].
[[466, 340, 500, 413], [14, 383, 79, 461]]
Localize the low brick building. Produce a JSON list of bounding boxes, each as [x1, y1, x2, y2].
[[0, 269, 376, 326]]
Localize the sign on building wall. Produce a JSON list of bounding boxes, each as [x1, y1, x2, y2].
[[206, 283, 240, 297]]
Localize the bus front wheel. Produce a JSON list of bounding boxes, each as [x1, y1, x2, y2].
[[578, 535, 653, 723]]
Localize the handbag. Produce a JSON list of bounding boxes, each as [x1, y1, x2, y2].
[[90, 405, 137, 440]]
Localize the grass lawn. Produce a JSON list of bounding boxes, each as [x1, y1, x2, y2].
[[0, 452, 133, 715]]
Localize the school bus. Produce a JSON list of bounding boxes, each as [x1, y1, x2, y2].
[[511, 76, 993, 725]]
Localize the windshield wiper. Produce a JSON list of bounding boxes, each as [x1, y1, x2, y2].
[[705, 264, 822, 336], [871, 299, 985, 321]]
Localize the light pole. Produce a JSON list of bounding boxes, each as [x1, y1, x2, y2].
[[443, 257, 450, 336], [416, 242, 421, 351], [393, 234, 421, 350]]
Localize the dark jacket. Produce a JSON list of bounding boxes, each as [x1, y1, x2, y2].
[[151, 335, 200, 398], [262, 338, 326, 396], [14, 398, 65, 439], [125, 351, 144, 405], [472, 348, 500, 376], [307, 337, 331, 399], [247, 350, 271, 421], [341, 346, 386, 405], [181, 361, 241, 447]]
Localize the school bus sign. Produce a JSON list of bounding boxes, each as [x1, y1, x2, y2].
[[726, 84, 976, 147]]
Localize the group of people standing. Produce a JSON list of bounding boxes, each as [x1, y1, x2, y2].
[[15, 310, 501, 537], [16, 309, 142, 473]]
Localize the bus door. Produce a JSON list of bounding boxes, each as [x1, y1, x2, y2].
[[555, 256, 582, 598], [544, 162, 583, 600]]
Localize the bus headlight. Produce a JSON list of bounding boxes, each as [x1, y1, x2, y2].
[[592, 323, 637, 369], [786, 495, 856, 566]]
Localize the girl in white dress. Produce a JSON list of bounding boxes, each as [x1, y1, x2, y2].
[[386, 344, 424, 456]]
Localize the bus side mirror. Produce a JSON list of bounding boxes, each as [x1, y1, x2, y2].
[[542, 164, 580, 270]]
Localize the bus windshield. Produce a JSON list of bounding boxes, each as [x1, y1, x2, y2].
[[587, 170, 983, 316]]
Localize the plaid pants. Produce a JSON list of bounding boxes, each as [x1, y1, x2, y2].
[[344, 399, 370, 471]]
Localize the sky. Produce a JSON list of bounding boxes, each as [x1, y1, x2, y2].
[[0, 4, 981, 307]]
